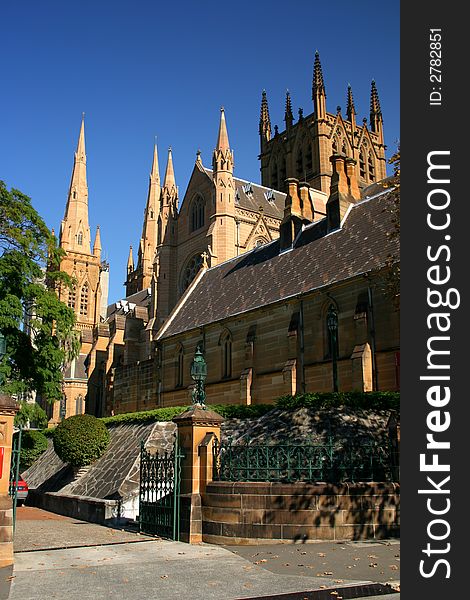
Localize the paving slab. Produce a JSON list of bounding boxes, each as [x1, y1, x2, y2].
[[225, 540, 400, 585], [10, 540, 364, 600], [14, 506, 153, 552]]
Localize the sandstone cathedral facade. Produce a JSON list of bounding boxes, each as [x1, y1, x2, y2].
[[50, 53, 398, 422]]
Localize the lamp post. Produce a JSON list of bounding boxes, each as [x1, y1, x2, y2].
[[0, 332, 6, 387], [327, 305, 339, 392], [190, 345, 207, 408]]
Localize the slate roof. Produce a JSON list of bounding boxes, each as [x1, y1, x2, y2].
[[157, 189, 398, 340], [203, 167, 285, 219]]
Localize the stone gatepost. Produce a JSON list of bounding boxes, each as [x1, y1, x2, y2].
[[173, 406, 223, 543], [0, 394, 19, 567]]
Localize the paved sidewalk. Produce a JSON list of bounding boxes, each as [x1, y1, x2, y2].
[[7, 508, 400, 599], [14, 506, 153, 552]]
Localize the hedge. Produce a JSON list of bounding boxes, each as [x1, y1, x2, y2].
[[18, 429, 48, 471], [276, 391, 400, 411], [53, 414, 110, 467]]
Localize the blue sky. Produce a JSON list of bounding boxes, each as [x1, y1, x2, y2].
[[1, 0, 399, 303]]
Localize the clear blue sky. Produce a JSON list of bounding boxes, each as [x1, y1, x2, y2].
[[1, 0, 399, 304]]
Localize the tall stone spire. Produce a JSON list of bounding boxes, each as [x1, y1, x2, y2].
[[216, 107, 230, 152], [163, 148, 176, 194], [369, 80, 382, 129], [127, 245, 134, 274], [93, 225, 101, 258], [346, 84, 356, 123], [212, 107, 235, 264], [60, 114, 91, 253], [312, 51, 327, 119], [284, 90, 293, 129], [213, 108, 234, 174], [139, 143, 161, 262], [259, 90, 271, 143]]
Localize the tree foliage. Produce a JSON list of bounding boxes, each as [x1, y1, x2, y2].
[[18, 429, 49, 471], [14, 400, 48, 429], [53, 414, 110, 467], [0, 180, 79, 401]]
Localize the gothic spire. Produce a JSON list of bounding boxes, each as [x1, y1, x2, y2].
[[216, 107, 230, 152], [312, 51, 327, 119], [163, 147, 176, 190], [312, 50, 326, 98], [93, 225, 101, 258], [369, 79, 383, 136], [127, 245, 134, 274], [139, 142, 161, 271], [284, 90, 293, 128], [346, 84, 356, 121], [213, 108, 234, 174], [150, 142, 160, 184], [259, 90, 271, 141], [60, 114, 91, 253]]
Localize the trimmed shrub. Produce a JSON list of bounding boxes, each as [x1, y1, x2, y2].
[[101, 406, 190, 427], [18, 429, 48, 471], [206, 404, 274, 419], [275, 391, 400, 412], [53, 414, 110, 467]]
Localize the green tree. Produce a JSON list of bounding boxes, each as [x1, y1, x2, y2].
[[0, 180, 79, 401]]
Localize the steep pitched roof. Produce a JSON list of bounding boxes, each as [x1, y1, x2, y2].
[[158, 189, 398, 340], [203, 167, 285, 219]]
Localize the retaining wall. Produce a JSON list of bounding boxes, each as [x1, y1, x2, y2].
[[202, 481, 400, 544]]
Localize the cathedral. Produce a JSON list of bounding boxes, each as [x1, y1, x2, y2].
[[50, 53, 398, 422]]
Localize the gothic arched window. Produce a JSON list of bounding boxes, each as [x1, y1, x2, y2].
[[332, 136, 339, 154], [190, 195, 205, 232], [80, 283, 89, 316], [368, 152, 375, 181], [176, 345, 184, 388], [181, 254, 203, 293], [68, 285, 76, 309], [359, 147, 366, 179], [220, 330, 232, 379], [75, 395, 84, 415], [77, 232, 83, 246]]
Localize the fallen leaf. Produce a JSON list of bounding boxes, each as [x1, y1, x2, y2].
[[160, 575, 168, 579], [324, 571, 333, 575], [369, 563, 378, 568], [390, 564, 399, 570], [318, 552, 326, 557]]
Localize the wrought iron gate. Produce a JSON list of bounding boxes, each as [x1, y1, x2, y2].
[[9, 427, 23, 530], [139, 434, 183, 540]]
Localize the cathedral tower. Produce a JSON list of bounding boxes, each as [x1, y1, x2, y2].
[[210, 108, 236, 265], [126, 144, 162, 296], [53, 116, 107, 423], [259, 53, 387, 194]]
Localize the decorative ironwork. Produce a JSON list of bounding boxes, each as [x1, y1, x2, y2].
[[9, 427, 23, 530], [139, 434, 183, 540], [213, 437, 398, 484]]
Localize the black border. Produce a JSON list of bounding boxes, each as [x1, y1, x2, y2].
[[401, 2, 466, 597]]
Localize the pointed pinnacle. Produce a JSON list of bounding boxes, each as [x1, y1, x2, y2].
[[285, 90, 293, 125], [76, 114, 86, 158], [216, 107, 230, 151], [370, 79, 382, 115], [163, 147, 175, 188], [346, 84, 356, 120], [150, 143, 160, 182], [312, 51, 326, 98], [93, 225, 101, 253], [259, 90, 271, 136], [127, 245, 134, 270]]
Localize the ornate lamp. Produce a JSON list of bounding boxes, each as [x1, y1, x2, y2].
[[327, 305, 339, 392], [190, 345, 207, 408]]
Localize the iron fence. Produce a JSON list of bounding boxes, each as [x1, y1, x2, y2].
[[212, 437, 399, 484]]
